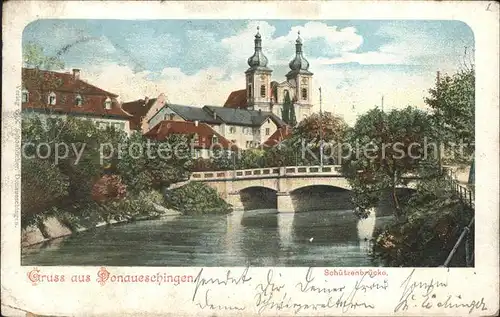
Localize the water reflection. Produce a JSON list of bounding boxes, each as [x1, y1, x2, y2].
[[23, 209, 390, 267]]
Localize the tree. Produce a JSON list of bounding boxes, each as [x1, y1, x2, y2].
[[294, 111, 348, 145], [22, 42, 66, 121], [117, 133, 192, 194], [23, 42, 64, 70], [21, 116, 125, 226], [341, 107, 437, 220], [281, 90, 292, 124], [211, 148, 233, 171], [372, 176, 473, 267], [289, 103, 297, 126], [292, 112, 348, 165], [425, 67, 475, 164], [237, 148, 265, 169]]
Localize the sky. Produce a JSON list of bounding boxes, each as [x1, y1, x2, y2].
[[23, 19, 474, 125]]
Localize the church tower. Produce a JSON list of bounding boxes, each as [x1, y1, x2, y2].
[[286, 31, 313, 122], [245, 27, 273, 112]]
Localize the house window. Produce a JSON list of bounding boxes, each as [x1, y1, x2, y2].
[[194, 149, 201, 159], [119, 122, 125, 130], [104, 97, 112, 109], [193, 134, 200, 146], [301, 88, 308, 100], [260, 85, 266, 97], [75, 94, 83, 106], [22, 89, 29, 103], [265, 128, 270, 135], [169, 114, 175, 120], [48, 92, 56, 105], [229, 126, 236, 134], [212, 136, 218, 144], [246, 141, 253, 148], [248, 84, 252, 99]]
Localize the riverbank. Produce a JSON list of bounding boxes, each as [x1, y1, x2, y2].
[[21, 206, 181, 248], [22, 182, 234, 248]]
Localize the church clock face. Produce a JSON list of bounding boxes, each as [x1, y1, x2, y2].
[[301, 78, 308, 85], [260, 74, 266, 81]]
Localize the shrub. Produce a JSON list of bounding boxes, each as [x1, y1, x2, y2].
[[165, 182, 231, 215]]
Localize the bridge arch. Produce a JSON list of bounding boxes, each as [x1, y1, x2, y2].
[[238, 186, 277, 211], [284, 177, 351, 193], [289, 185, 354, 212]]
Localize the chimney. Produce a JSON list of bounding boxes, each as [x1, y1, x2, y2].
[[72, 69, 81, 80], [144, 96, 149, 106], [213, 111, 217, 120], [194, 120, 199, 127]]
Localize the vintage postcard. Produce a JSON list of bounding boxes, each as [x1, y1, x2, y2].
[[2, 1, 499, 316]]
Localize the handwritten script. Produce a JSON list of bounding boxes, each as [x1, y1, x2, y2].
[[254, 267, 385, 314], [394, 269, 488, 314], [191, 267, 251, 311]]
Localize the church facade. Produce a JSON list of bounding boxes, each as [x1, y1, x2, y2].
[[224, 28, 314, 124]]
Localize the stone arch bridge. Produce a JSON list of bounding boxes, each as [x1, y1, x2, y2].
[[190, 165, 417, 213]]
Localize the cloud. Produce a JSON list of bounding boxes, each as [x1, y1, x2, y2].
[[82, 63, 242, 106], [32, 20, 472, 126], [311, 66, 435, 125]]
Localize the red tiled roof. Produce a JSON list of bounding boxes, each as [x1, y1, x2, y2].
[[22, 68, 131, 119], [23, 68, 118, 96], [144, 120, 238, 150], [122, 98, 157, 130], [262, 126, 292, 147], [223, 89, 247, 109]]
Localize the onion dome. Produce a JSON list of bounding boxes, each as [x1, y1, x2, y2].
[[247, 27, 269, 68], [288, 31, 310, 71]]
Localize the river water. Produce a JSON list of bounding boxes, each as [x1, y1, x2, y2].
[[22, 209, 392, 266]]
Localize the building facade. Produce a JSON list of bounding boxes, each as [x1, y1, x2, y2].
[[122, 93, 168, 133], [21, 68, 131, 134], [224, 29, 314, 124], [145, 103, 287, 150]]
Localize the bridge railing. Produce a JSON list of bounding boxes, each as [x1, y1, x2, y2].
[[190, 165, 343, 181], [442, 167, 475, 267]]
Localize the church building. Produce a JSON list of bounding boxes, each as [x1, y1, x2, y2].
[[224, 28, 314, 124]]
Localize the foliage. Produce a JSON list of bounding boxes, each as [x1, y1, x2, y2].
[[281, 90, 292, 125], [191, 157, 216, 172], [105, 190, 166, 221], [237, 148, 265, 169], [91, 174, 127, 203], [211, 148, 234, 171], [21, 116, 190, 229], [21, 117, 123, 220], [21, 157, 69, 218], [165, 182, 232, 215], [289, 102, 297, 126], [425, 68, 475, 164], [341, 107, 437, 220], [262, 140, 304, 167], [23, 42, 65, 70], [372, 177, 473, 267], [291, 111, 349, 165], [116, 133, 192, 194], [294, 111, 348, 145]]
